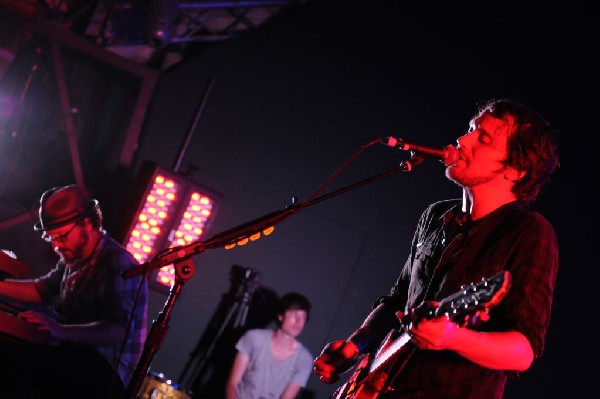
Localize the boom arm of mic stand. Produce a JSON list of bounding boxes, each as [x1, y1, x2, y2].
[[122, 162, 416, 280], [121, 203, 301, 279], [302, 164, 411, 208]]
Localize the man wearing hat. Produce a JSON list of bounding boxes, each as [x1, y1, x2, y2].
[[0, 184, 148, 398]]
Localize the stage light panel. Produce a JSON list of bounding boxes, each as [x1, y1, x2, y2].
[[122, 164, 220, 292]]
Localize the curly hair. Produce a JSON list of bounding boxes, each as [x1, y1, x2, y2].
[[475, 99, 560, 204]]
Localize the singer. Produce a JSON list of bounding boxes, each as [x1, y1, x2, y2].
[[313, 98, 560, 399]]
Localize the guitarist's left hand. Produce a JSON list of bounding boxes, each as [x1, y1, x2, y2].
[[407, 315, 461, 350], [403, 298, 492, 350]]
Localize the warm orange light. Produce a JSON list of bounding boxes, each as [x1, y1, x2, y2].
[[263, 226, 275, 235], [159, 275, 170, 284]]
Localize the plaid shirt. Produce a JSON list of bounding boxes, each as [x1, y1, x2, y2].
[[35, 233, 148, 386], [374, 199, 559, 399]]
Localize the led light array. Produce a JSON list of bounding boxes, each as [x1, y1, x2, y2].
[[126, 175, 179, 264], [123, 169, 218, 291], [156, 192, 214, 287]]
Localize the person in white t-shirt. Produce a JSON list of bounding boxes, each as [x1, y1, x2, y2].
[[226, 292, 313, 399]]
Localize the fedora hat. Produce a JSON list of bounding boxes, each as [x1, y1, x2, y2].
[[33, 185, 99, 231]]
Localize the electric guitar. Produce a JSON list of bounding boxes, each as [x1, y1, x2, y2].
[[332, 270, 512, 399]]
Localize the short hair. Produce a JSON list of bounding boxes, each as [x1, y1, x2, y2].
[[83, 203, 104, 230], [474, 98, 560, 204], [277, 292, 311, 320]]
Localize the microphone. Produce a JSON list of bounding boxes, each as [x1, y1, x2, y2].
[[384, 136, 459, 166]]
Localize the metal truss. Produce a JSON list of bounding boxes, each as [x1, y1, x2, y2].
[[85, 0, 308, 66]]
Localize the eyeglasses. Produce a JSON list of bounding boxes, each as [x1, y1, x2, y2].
[[41, 223, 78, 243]]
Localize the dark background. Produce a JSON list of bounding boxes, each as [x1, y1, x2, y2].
[[0, 1, 594, 398]]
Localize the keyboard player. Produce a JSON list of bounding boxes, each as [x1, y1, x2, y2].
[[0, 184, 148, 399]]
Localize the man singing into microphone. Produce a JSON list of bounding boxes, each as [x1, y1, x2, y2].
[[313, 98, 560, 399]]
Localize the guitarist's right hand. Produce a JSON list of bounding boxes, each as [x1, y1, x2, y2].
[[313, 340, 360, 384]]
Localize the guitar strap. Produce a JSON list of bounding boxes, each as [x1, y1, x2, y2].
[[365, 212, 471, 395], [426, 200, 517, 302], [436, 204, 513, 300], [421, 214, 470, 303]]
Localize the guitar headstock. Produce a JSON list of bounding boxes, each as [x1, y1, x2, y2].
[[432, 271, 511, 324]]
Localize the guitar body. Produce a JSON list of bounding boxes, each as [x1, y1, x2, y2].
[[332, 354, 380, 399], [332, 330, 415, 399], [330, 271, 512, 399]]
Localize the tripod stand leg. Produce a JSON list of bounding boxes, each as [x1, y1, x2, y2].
[[179, 300, 241, 385]]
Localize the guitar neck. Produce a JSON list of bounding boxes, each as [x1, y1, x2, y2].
[[369, 330, 412, 373]]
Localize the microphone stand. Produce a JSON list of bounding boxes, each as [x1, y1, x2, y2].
[[124, 257, 196, 399], [122, 158, 423, 398]]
